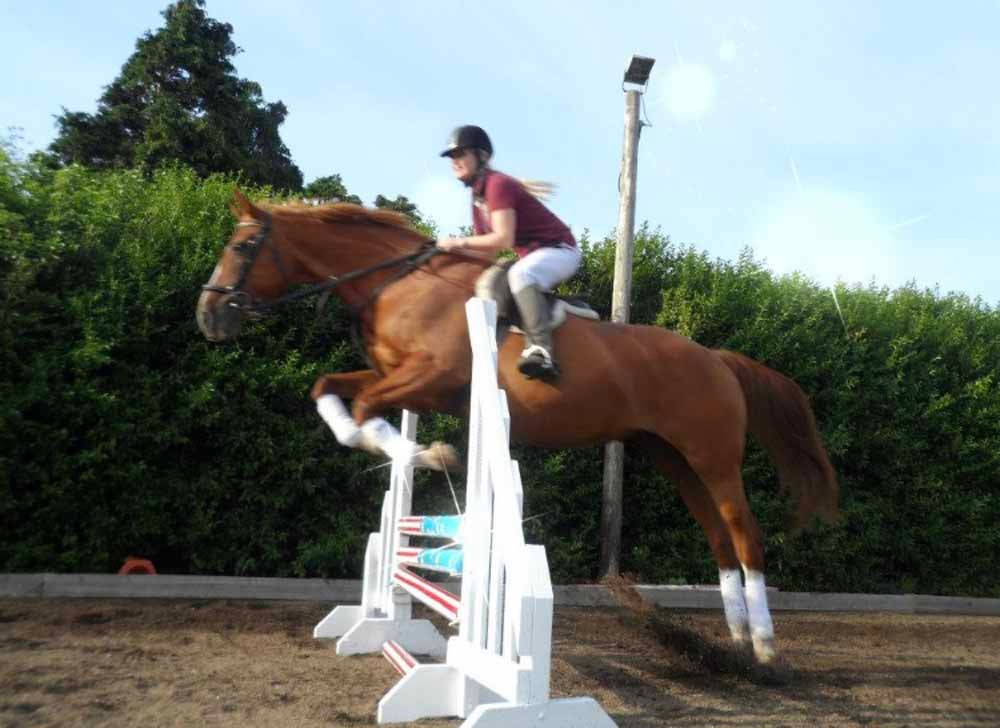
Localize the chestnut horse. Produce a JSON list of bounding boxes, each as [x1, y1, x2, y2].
[[197, 190, 838, 663]]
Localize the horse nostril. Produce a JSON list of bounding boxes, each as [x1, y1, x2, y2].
[[212, 295, 245, 339], [196, 300, 216, 340], [196, 294, 241, 342]]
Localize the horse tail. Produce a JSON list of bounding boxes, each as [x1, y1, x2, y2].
[[716, 349, 840, 530]]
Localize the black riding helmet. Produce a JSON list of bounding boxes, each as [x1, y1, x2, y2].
[[440, 125, 493, 158]]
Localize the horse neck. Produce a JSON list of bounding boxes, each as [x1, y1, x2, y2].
[[279, 219, 426, 310]]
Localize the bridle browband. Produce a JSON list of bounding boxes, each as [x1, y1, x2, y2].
[[201, 213, 444, 317]]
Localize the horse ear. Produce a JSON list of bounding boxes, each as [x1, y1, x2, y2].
[[230, 188, 258, 220]]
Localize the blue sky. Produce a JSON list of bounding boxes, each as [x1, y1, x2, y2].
[[4, 1, 999, 302]]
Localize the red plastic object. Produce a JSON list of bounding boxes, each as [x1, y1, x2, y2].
[[118, 556, 157, 575]]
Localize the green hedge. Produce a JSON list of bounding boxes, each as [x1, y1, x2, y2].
[[1, 155, 998, 596]]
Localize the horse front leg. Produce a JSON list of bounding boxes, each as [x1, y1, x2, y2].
[[350, 352, 466, 471], [311, 369, 379, 400], [312, 358, 463, 471], [311, 370, 380, 450]]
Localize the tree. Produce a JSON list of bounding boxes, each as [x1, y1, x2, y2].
[[302, 174, 361, 204], [374, 194, 422, 224], [49, 0, 302, 190], [303, 179, 431, 235]]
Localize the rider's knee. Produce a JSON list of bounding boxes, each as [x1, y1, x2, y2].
[[507, 259, 537, 294]]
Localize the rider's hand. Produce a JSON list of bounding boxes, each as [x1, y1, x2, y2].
[[437, 237, 469, 251]]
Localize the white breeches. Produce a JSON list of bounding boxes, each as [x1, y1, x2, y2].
[[507, 245, 581, 294]]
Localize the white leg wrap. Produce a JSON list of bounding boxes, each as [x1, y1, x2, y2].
[[719, 569, 750, 642], [742, 568, 774, 641], [316, 395, 362, 447], [360, 418, 418, 463]]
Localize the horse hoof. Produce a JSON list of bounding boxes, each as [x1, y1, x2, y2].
[[753, 635, 778, 664], [728, 623, 752, 645], [414, 442, 462, 472]]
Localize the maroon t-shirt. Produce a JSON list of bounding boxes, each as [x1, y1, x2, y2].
[[472, 170, 576, 257]]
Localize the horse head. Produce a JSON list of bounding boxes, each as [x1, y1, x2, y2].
[[197, 189, 295, 342], [197, 189, 449, 343]]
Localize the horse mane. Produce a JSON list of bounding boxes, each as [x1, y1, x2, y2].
[[261, 201, 416, 233]]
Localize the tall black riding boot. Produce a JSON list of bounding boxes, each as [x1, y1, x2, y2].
[[513, 285, 559, 380]]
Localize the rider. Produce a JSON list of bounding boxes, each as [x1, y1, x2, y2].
[[436, 125, 581, 380]]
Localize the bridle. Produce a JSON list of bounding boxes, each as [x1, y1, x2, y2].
[[201, 214, 284, 314], [201, 213, 444, 317]]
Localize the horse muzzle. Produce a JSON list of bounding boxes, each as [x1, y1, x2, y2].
[[196, 291, 247, 342]]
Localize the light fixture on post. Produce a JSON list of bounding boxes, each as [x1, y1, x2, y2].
[[623, 54, 656, 90], [601, 54, 656, 578]]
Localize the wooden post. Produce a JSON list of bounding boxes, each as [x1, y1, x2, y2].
[[599, 87, 643, 578]]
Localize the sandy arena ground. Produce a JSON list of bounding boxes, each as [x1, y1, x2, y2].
[[1, 598, 998, 727]]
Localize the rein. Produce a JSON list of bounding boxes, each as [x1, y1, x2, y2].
[[252, 244, 442, 315]]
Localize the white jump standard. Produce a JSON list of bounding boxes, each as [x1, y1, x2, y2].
[[314, 298, 617, 727]]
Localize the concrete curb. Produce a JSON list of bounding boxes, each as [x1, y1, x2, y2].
[[2, 574, 998, 616], [553, 585, 1000, 616], [0, 574, 360, 602]]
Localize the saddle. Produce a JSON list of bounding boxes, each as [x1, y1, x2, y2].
[[474, 264, 600, 334]]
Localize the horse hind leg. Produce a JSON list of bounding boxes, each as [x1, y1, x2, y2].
[[637, 435, 751, 647], [687, 455, 777, 664]]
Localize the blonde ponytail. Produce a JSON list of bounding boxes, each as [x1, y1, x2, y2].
[[518, 179, 557, 201], [480, 154, 557, 202]]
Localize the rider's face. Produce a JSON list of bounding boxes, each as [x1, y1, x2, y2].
[[449, 148, 479, 182]]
